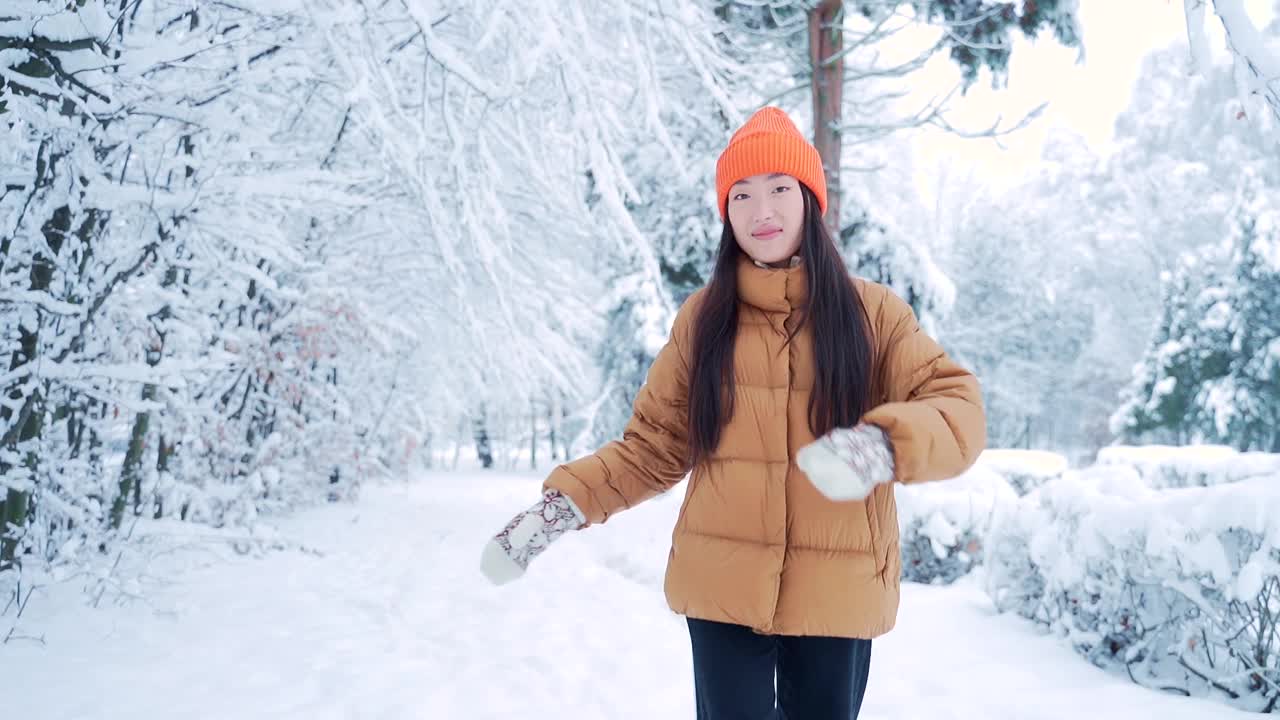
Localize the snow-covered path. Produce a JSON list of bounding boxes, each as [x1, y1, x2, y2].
[[1, 471, 1253, 719]]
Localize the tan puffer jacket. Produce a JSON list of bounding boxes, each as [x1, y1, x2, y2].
[[545, 253, 986, 639]]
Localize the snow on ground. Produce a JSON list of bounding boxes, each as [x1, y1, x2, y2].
[[0, 470, 1257, 719]]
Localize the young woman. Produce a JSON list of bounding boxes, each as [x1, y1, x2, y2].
[[479, 106, 987, 719]]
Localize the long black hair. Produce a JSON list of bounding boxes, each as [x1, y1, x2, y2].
[[685, 184, 875, 468]]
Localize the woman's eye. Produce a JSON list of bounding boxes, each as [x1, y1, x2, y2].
[[732, 193, 748, 201], [773, 185, 791, 193]]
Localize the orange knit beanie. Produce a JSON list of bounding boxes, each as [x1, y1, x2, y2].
[[715, 106, 827, 220]]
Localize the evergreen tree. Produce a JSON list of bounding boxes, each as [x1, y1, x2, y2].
[[1113, 172, 1280, 451], [1203, 174, 1280, 450]]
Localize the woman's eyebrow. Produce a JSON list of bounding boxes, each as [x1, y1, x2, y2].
[[731, 173, 789, 189]]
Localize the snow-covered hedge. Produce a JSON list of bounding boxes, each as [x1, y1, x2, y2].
[[1096, 444, 1280, 488], [974, 449, 1068, 495], [984, 463, 1280, 712], [894, 462, 1018, 584]]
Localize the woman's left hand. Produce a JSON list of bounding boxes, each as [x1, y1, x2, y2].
[[796, 423, 895, 502]]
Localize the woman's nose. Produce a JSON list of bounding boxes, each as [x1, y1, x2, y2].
[[751, 199, 775, 223]]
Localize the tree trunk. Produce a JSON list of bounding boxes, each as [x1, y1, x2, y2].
[[111, 383, 154, 529], [452, 416, 464, 471], [113, 249, 179, 527], [155, 430, 174, 519], [808, 0, 843, 239], [0, 201, 69, 568], [547, 390, 560, 462], [473, 408, 493, 469], [529, 395, 538, 470]]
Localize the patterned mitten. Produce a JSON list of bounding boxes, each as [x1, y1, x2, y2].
[[796, 423, 896, 502], [480, 488, 585, 585]]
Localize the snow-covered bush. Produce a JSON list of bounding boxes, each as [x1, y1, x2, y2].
[[894, 464, 1018, 584], [985, 462, 1280, 712], [975, 449, 1068, 495], [1096, 444, 1280, 488]]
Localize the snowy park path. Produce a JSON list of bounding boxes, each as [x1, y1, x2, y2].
[[1, 471, 1254, 719]]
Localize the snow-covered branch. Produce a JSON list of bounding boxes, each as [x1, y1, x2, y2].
[[1186, 0, 1280, 137]]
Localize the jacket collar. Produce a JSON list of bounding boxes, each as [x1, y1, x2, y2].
[[736, 252, 807, 313]]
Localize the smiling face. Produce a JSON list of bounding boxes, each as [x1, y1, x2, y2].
[[726, 172, 806, 265]]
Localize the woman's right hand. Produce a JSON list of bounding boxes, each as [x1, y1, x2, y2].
[[479, 488, 585, 585]]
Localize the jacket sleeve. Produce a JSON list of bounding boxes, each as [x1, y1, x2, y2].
[[860, 289, 986, 485], [542, 292, 700, 526]]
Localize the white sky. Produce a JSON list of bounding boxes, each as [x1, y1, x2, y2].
[[906, 0, 1277, 197]]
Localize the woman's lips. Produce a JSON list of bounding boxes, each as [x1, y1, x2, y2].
[[753, 227, 782, 240]]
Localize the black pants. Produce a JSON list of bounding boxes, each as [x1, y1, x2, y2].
[[686, 617, 872, 720]]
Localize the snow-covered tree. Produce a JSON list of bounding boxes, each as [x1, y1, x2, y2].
[[1112, 171, 1280, 451], [305, 0, 802, 462], [934, 37, 1278, 457], [937, 133, 1096, 452], [1, 1, 383, 587]]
